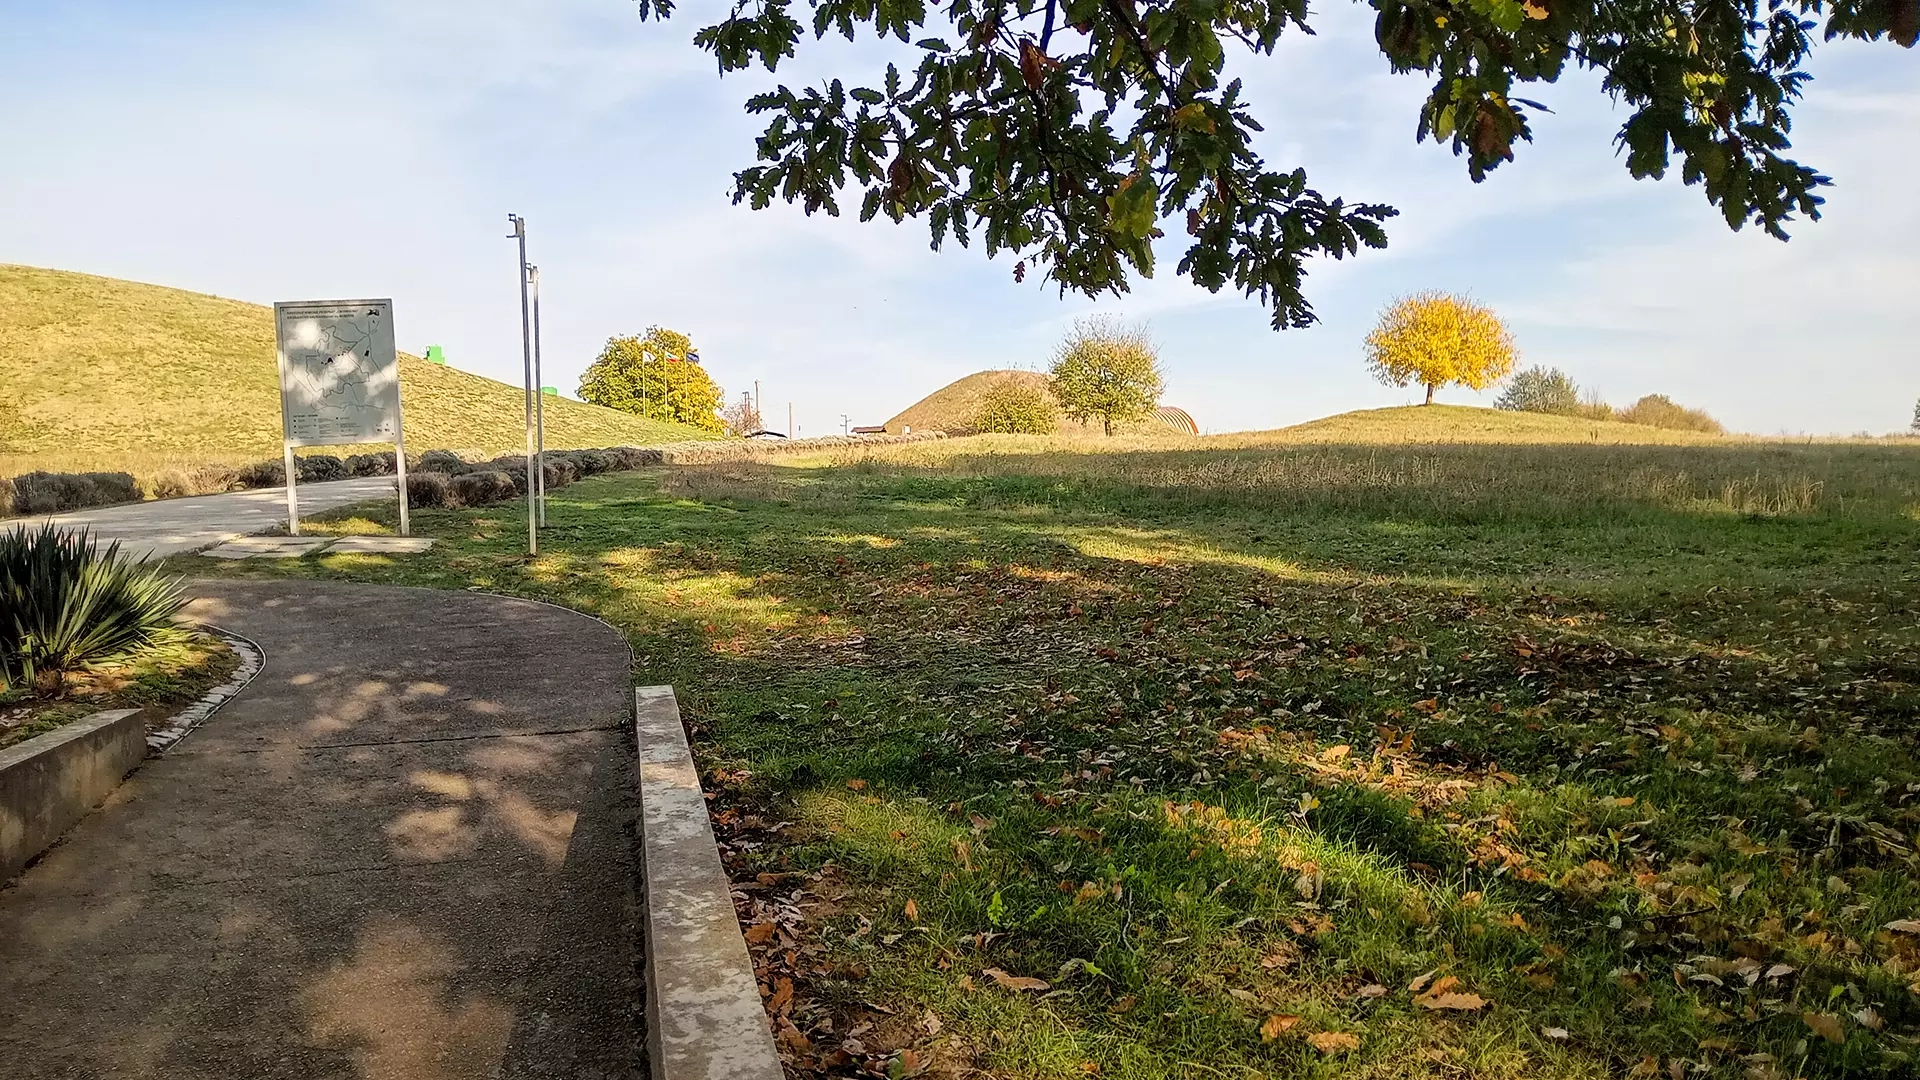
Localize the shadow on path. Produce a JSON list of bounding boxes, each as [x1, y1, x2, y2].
[[0, 580, 642, 1079]]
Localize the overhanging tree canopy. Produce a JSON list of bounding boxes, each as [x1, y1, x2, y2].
[[638, 0, 1914, 328]]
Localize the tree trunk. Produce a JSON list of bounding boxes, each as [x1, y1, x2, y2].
[[1103, 416, 1114, 436], [1424, 384, 1436, 405]]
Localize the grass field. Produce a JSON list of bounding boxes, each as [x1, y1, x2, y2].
[[179, 408, 1920, 1079], [0, 264, 713, 481], [0, 631, 237, 750]]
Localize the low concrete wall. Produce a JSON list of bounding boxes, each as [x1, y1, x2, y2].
[[635, 686, 783, 1080], [0, 709, 146, 881]]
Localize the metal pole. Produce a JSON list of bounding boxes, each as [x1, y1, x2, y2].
[[282, 442, 300, 536], [788, 402, 793, 439], [754, 380, 761, 424], [394, 382, 411, 538], [531, 264, 547, 528], [509, 213, 536, 556]]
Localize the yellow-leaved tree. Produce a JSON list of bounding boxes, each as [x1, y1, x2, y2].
[[1364, 292, 1517, 405]]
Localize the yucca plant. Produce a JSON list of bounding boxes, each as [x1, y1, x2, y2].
[[0, 524, 186, 695]]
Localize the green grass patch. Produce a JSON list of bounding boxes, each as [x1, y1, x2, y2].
[[0, 631, 238, 749], [176, 427, 1920, 1079]]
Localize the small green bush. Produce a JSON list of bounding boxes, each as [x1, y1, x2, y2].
[[9, 471, 140, 514], [237, 460, 284, 488], [418, 450, 471, 474], [296, 455, 348, 483], [405, 472, 454, 508], [450, 471, 518, 508], [151, 464, 241, 500], [0, 476, 14, 517], [0, 524, 185, 693], [972, 381, 1061, 434], [346, 452, 395, 477], [1495, 367, 1582, 416]]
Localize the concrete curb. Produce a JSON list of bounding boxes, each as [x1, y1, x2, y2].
[[0, 709, 146, 882], [148, 625, 264, 753], [634, 686, 782, 1080]]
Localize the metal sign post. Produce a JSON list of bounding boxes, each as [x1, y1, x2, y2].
[[273, 298, 406, 538], [508, 214, 537, 556], [530, 264, 547, 528]]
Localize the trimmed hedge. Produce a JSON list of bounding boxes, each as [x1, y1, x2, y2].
[[346, 452, 395, 477], [0, 476, 13, 517], [296, 455, 348, 483], [450, 471, 518, 508], [541, 457, 578, 490], [237, 460, 283, 488], [405, 472, 454, 508], [10, 471, 141, 515], [152, 464, 241, 500], [417, 449, 471, 474]]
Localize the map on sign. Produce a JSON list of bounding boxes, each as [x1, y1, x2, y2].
[[274, 298, 401, 446]]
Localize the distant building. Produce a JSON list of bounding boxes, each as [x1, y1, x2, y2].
[[850, 425, 887, 436]]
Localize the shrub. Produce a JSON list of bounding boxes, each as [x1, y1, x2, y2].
[[237, 460, 284, 488], [296, 455, 348, 483], [542, 457, 578, 490], [151, 464, 241, 500], [405, 472, 454, 508], [450, 471, 518, 508], [10, 471, 141, 514], [972, 381, 1061, 434], [566, 450, 614, 477], [0, 476, 12, 517], [0, 524, 185, 693], [1495, 366, 1581, 415], [346, 452, 395, 477], [418, 449, 471, 474], [607, 446, 662, 470], [1617, 394, 1725, 434]]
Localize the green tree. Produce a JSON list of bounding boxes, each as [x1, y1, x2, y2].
[[578, 328, 725, 433], [1496, 366, 1581, 415], [1365, 292, 1517, 405], [1049, 318, 1163, 435], [972, 379, 1060, 434], [640, 0, 1911, 331], [1911, 398, 1920, 434]]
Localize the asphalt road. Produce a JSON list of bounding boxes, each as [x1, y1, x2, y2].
[[32, 477, 398, 559]]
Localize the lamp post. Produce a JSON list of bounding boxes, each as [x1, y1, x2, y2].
[[507, 213, 536, 556]]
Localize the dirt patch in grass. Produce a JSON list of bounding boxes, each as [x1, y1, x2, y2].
[[0, 633, 239, 750]]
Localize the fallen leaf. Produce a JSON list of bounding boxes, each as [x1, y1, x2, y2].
[[922, 1008, 942, 1035], [1885, 919, 1920, 934], [1418, 992, 1488, 1011], [1259, 1014, 1301, 1041], [1802, 1011, 1845, 1044], [904, 898, 919, 922], [983, 967, 1050, 992], [767, 976, 794, 1015], [1763, 963, 1795, 980], [1854, 1007, 1884, 1032], [1542, 1026, 1570, 1040], [846, 779, 868, 790], [1228, 988, 1258, 1004], [1355, 984, 1389, 999], [1307, 1031, 1360, 1055], [744, 921, 777, 945], [1407, 970, 1437, 994]]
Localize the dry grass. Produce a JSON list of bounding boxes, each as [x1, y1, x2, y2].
[[0, 263, 715, 471]]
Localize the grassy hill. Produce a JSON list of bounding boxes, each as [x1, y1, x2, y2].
[[1233, 403, 1732, 446], [883, 369, 1191, 436], [0, 264, 712, 474]]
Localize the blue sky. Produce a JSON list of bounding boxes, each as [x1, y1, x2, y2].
[[4, 1, 1914, 435]]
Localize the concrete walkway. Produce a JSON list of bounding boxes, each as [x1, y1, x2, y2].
[[35, 477, 398, 559], [0, 580, 643, 1079]]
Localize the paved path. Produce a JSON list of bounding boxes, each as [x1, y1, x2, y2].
[[35, 477, 398, 559], [0, 580, 643, 1079]]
